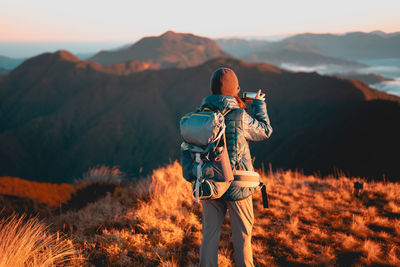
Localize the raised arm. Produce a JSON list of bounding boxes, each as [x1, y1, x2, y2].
[[243, 98, 273, 141]]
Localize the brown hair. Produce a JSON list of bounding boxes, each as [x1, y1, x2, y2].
[[234, 95, 247, 110]]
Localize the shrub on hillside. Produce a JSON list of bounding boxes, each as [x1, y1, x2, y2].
[[78, 165, 124, 185], [66, 165, 125, 211]]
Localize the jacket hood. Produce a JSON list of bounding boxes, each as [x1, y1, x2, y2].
[[200, 95, 240, 113]]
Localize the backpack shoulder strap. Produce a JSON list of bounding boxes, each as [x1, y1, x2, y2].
[[201, 105, 231, 116]]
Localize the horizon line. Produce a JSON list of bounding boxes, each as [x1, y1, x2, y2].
[[1, 29, 398, 43]]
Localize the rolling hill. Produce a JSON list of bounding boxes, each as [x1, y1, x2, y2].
[[0, 50, 399, 181], [90, 31, 231, 67]]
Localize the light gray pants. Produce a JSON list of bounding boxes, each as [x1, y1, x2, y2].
[[199, 196, 254, 267]]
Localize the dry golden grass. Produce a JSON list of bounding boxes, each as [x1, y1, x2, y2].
[[53, 162, 201, 266], [0, 176, 74, 207], [254, 170, 400, 266], [0, 215, 81, 267], [2, 162, 400, 266]]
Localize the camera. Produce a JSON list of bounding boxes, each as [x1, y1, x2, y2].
[[242, 91, 264, 103]]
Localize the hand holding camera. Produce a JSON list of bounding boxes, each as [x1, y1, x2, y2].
[[242, 89, 266, 103]]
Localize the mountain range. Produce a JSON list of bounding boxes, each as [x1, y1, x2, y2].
[[217, 31, 400, 67], [369, 30, 400, 38], [284, 32, 400, 59], [2, 31, 399, 72], [0, 41, 399, 181]]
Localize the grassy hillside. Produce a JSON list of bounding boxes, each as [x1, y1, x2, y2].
[[1, 163, 399, 266]]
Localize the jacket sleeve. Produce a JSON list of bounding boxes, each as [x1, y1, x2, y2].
[[243, 99, 273, 141]]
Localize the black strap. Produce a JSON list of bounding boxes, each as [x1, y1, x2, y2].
[[261, 183, 269, 208]]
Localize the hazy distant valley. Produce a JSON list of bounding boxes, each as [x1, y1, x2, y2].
[[216, 31, 400, 96]]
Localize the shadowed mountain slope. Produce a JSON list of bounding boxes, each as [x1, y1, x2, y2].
[[90, 31, 231, 67], [0, 51, 399, 181], [284, 32, 400, 59], [242, 41, 366, 67], [217, 39, 367, 67], [333, 72, 393, 85], [217, 31, 400, 67]]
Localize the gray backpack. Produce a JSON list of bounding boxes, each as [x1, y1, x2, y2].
[[180, 107, 233, 203]]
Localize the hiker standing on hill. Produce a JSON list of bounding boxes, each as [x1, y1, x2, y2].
[[199, 68, 273, 266]]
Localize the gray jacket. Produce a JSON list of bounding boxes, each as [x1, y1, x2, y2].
[[200, 95, 273, 200]]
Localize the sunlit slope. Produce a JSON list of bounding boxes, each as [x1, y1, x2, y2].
[[48, 163, 400, 266], [0, 176, 74, 206]]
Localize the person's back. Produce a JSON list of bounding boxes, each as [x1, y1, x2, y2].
[[199, 68, 272, 267]]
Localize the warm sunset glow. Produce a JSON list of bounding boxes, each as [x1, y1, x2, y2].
[[1, 0, 399, 42]]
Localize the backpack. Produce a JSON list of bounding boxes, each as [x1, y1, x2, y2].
[[180, 107, 233, 203], [180, 107, 270, 208]]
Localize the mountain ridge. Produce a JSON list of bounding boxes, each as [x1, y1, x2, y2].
[[1, 51, 400, 181], [284, 32, 400, 59], [90, 30, 231, 67], [217, 31, 400, 68], [217, 39, 367, 68]]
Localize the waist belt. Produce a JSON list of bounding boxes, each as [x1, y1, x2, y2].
[[231, 170, 261, 187], [232, 170, 269, 208]]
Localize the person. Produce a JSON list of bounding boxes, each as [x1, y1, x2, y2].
[[199, 67, 273, 267]]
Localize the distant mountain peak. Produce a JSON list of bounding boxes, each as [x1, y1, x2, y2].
[[161, 30, 180, 38], [53, 50, 80, 63], [24, 50, 80, 65], [370, 30, 387, 35], [89, 31, 231, 67]]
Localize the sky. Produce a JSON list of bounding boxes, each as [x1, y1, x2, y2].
[[1, 0, 399, 57]]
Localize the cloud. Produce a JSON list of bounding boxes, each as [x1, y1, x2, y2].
[[371, 78, 400, 96]]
